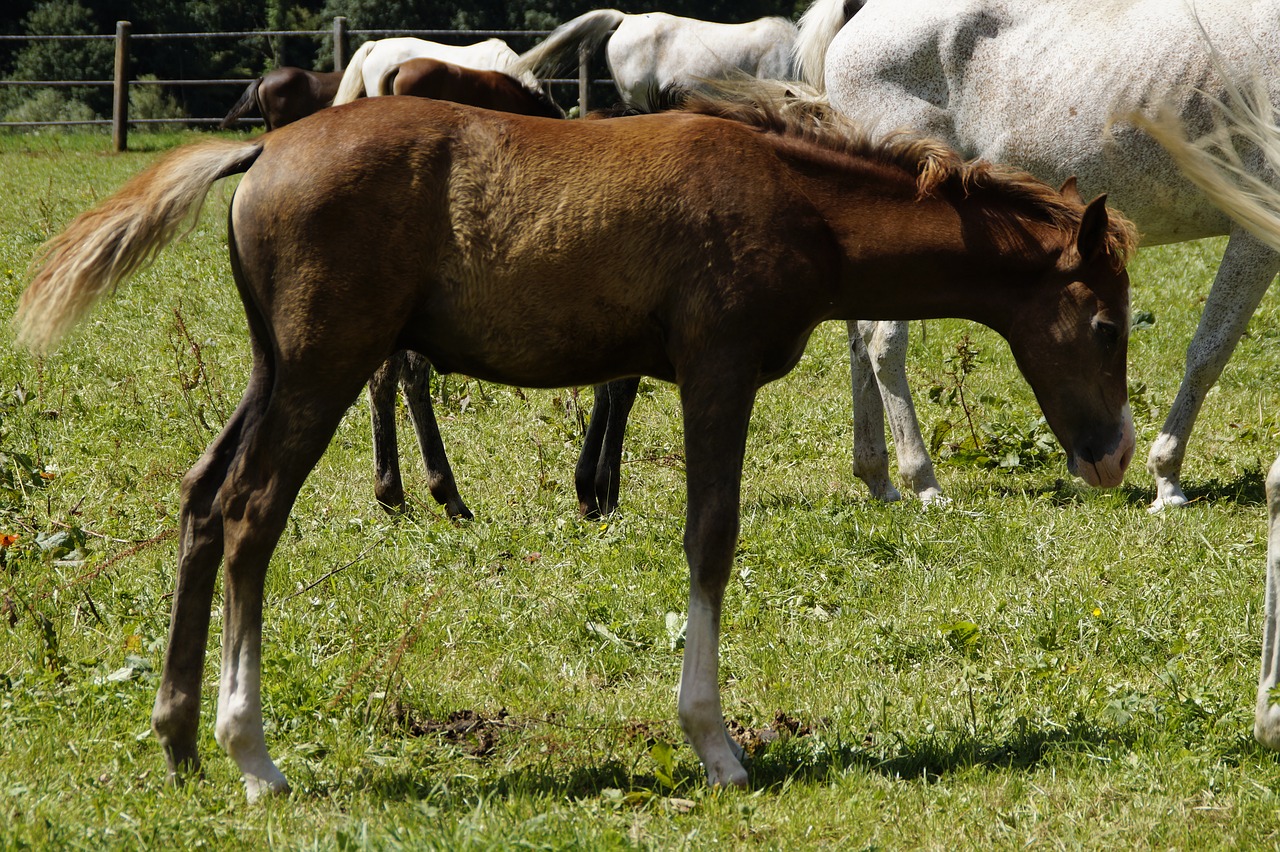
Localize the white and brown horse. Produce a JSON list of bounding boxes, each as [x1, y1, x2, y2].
[[333, 36, 536, 106], [16, 94, 1135, 800]]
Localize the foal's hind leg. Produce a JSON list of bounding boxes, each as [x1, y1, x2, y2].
[[399, 351, 472, 519], [152, 365, 269, 782], [214, 369, 371, 801], [1148, 232, 1280, 511], [860, 321, 944, 504]]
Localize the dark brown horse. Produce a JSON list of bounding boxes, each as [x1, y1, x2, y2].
[[16, 94, 1137, 800], [362, 60, 561, 520], [220, 66, 343, 131], [379, 57, 563, 118]]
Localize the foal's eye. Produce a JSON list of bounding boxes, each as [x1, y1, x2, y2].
[[1092, 317, 1121, 345]]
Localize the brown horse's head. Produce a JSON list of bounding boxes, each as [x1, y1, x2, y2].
[[1003, 193, 1135, 488]]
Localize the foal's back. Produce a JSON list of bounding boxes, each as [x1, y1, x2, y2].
[[232, 98, 836, 389]]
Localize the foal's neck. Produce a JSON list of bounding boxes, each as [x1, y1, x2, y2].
[[793, 162, 1059, 331]]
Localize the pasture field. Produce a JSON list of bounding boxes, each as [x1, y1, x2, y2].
[[3, 130, 1280, 849]]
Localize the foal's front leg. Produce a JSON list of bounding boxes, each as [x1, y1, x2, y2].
[[1256, 453, 1280, 749], [677, 371, 755, 787]]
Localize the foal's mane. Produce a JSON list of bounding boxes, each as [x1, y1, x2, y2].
[[680, 91, 1138, 267]]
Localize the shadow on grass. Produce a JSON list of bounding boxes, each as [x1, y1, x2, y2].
[[348, 713, 1135, 805], [747, 717, 1134, 790], [1111, 466, 1267, 510], [940, 465, 1267, 511]]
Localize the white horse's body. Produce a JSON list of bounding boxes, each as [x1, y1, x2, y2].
[[516, 9, 797, 111], [802, 0, 1280, 510], [333, 37, 533, 105]]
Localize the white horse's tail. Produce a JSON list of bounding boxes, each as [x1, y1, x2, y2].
[[1138, 74, 1280, 254], [333, 40, 376, 105], [793, 0, 861, 91], [15, 140, 263, 354], [512, 9, 626, 80]]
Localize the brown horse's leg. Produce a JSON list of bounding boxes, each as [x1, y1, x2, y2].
[[151, 362, 269, 783], [213, 369, 370, 801], [596, 377, 639, 516], [575, 378, 639, 518], [575, 384, 612, 518], [677, 368, 755, 787], [399, 351, 472, 519], [369, 354, 406, 512]]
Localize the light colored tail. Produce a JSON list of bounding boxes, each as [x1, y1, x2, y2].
[[15, 140, 263, 354], [793, 0, 855, 91], [333, 40, 376, 105], [511, 9, 625, 80], [1137, 71, 1280, 254]]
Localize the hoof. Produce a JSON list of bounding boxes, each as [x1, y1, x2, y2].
[[918, 488, 950, 507], [244, 774, 291, 804], [1148, 493, 1189, 514]]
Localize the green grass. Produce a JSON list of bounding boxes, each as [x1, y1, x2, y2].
[[3, 130, 1280, 849]]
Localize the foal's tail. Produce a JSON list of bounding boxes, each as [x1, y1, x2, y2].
[[512, 9, 625, 81], [15, 140, 263, 354], [333, 40, 376, 105], [220, 77, 262, 129], [1138, 72, 1280, 255]]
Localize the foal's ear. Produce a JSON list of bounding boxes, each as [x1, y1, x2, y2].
[[1059, 176, 1084, 204], [1076, 194, 1111, 263]]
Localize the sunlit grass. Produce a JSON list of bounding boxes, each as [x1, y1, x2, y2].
[[2, 131, 1280, 848]]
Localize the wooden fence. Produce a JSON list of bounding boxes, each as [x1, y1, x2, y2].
[[0, 19, 600, 151]]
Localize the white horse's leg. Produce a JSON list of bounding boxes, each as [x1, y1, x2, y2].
[[1257, 454, 1280, 748], [1148, 231, 1279, 511], [862, 320, 946, 505], [848, 320, 901, 502]]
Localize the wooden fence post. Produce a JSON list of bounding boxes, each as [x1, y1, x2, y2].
[[333, 17, 348, 71], [112, 20, 131, 152], [578, 43, 589, 117]]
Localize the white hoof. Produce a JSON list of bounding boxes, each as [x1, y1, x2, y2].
[[244, 771, 291, 804], [705, 757, 749, 788], [1148, 493, 1189, 513], [918, 487, 950, 507]]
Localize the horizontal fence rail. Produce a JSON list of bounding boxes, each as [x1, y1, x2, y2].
[[0, 20, 611, 150]]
